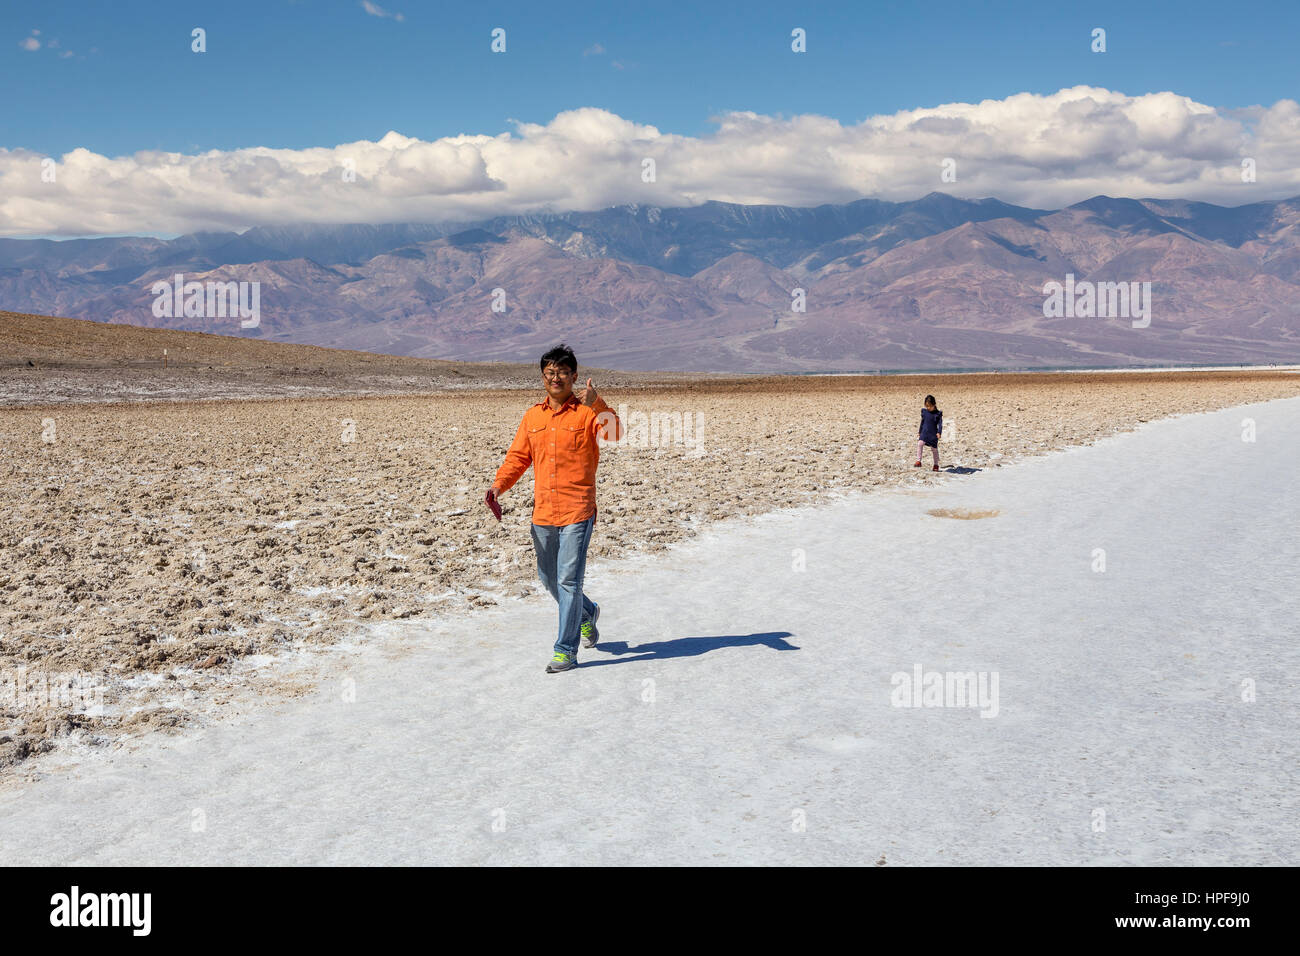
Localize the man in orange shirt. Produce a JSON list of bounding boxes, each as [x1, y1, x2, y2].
[[486, 344, 622, 673]]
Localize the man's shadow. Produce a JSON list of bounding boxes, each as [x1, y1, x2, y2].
[[581, 631, 798, 667], [943, 466, 981, 475]]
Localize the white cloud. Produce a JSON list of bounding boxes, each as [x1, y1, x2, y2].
[[361, 1, 404, 21], [583, 43, 605, 56], [19, 28, 76, 56], [4, 87, 1300, 236]]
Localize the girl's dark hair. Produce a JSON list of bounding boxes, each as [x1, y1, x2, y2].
[[924, 394, 939, 411], [540, 343, 577, 374]]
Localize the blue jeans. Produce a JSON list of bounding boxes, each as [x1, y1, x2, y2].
[[530, 514, 597, 658]]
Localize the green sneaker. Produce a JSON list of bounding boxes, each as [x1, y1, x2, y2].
[[546, 651, 577, 673], [580, 603, 601, 648]]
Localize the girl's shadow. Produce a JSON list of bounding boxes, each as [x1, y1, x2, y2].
[[582, 631, 798, 667]]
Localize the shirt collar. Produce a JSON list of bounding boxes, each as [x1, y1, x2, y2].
[[536, 393, 579, 412]]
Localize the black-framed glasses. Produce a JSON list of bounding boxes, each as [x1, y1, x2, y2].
[[542, 368, 573, 380]]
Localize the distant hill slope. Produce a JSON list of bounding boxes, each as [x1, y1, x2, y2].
[[0, 311, 693, 406], [0, 310, 470, 371]]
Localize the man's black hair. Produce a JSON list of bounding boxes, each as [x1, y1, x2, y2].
[[540, 343, 578, 374]]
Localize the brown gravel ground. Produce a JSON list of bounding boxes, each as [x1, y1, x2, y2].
[[2, 357, 1299, 776]]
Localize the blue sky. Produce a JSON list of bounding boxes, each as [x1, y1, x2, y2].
[[4, 0, 1296, 157], [5, 0, 1300, 237]]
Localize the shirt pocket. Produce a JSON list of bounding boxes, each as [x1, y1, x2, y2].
[[563, 423, 587, 452], [526, 424, 547, 455]]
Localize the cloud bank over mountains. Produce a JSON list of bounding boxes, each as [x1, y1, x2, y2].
[[4, 86, 1299, 237]]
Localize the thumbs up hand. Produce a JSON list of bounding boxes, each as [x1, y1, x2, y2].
[[577, 377, 598, 406]]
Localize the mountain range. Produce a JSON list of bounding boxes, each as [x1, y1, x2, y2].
[[2, 192, 1298, 371]]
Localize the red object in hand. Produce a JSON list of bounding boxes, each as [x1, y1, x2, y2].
[[485, 489, 502, 522]]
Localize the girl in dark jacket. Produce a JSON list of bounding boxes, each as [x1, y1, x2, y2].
[[914, 395, 942, 471]]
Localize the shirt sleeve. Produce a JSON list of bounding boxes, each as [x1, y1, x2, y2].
[[590, 394, 622, 442], [493, 416, 533, 492]]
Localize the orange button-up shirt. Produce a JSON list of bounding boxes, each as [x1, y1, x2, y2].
[[493, 392, 622, 527]]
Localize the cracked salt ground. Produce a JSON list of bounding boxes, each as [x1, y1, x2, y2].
[[0, 396, 1296, 863]]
